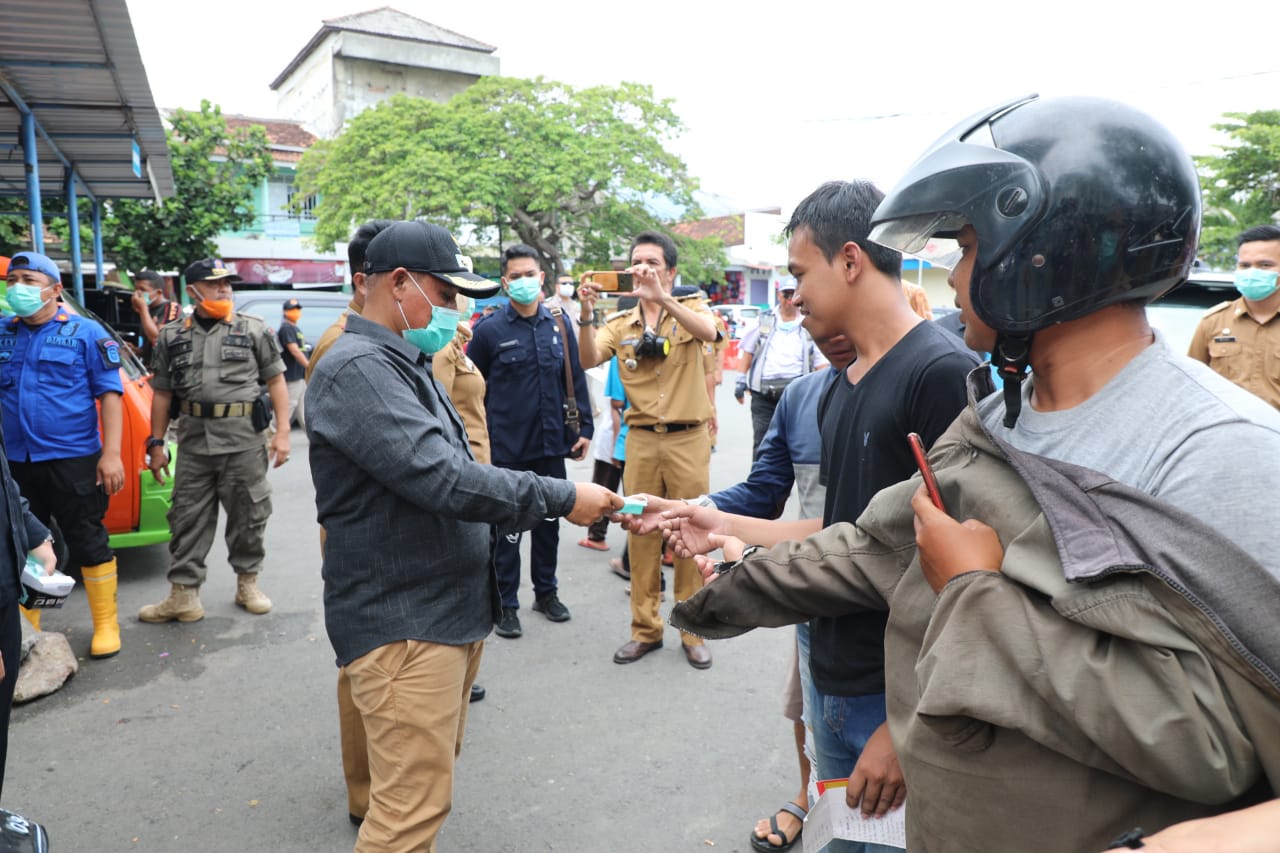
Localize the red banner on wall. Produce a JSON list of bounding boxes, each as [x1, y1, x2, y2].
[[225, 259, 347, 285]]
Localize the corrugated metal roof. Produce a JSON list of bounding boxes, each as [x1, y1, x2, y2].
[[0, 0, 174, 201], [270, 6, 497, 91]]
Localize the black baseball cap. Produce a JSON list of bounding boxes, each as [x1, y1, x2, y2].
[[364, 221, 499, 297], [283, 298, 302, 311], [184, 258, 241, 284]]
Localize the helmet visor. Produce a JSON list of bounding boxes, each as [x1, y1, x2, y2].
[[870, 215, 965, 269]]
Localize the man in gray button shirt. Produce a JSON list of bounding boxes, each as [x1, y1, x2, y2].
[[306, 220, 621, 852]]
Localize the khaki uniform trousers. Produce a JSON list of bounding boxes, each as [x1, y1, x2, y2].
[[167, 444, 271, 586], [285, 378, 306, 429], [623, 425, 710, 645], [344, 638, 483, 853]]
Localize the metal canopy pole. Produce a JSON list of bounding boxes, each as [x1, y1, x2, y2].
[[92, 200, 105, 286], [66, 168, 83, 301], [21, 112, 44, 253]]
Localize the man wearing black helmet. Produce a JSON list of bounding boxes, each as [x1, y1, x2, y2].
[[664, 95, 1280, 851]]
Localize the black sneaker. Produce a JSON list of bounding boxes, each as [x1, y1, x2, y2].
[[495, 607, 522, 638], [532, 594, 571, 623]]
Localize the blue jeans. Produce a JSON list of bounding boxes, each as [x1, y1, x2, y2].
[[795, 623, 818, 764], [810, 685, 901, 853]]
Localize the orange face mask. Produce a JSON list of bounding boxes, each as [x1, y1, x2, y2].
[[284, 308, 302, 323], [196, 296, 235, 321]]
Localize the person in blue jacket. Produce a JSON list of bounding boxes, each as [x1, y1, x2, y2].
[[628, 332, 853, 852]]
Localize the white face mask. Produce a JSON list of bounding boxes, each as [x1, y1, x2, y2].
[[558, 283, 576, 298]]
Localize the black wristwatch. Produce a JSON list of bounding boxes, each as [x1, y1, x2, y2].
[[712, 545, 761, 575], [145, 436, 166, 451]]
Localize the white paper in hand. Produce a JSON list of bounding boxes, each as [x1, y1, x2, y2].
[[803, 787, 906, 852]]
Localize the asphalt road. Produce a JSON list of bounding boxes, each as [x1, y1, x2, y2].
[[9, 376, 803, 852]]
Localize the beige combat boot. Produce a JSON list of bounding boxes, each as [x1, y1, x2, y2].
[[138, 583, 205, 623], [82, 559, 121, 658], [234, 574, 272, 614]]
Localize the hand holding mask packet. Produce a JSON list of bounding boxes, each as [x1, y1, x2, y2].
[[618, 495, 649, 515], [22, 554, 75, 608]]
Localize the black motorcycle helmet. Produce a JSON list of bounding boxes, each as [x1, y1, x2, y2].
[[869, 94, 1201, 425]]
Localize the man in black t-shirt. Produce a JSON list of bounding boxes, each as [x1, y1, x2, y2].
[[277, 297, 309, 428], [646, 181, 975, 851], [130, 269, 183, 368]]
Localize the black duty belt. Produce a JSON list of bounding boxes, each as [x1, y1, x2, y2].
[[755, 377, 797, 402], [634, 422, 699, 433], [179, 401, 253, 418]]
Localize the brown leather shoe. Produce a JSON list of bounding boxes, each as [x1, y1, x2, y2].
[[683, 643, 712, 670], [613, 639, 663, 664]]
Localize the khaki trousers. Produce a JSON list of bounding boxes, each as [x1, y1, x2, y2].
[[337, 665, 370, 820], [167, 444, 271, 585], [622, 426, 710, 645], [345, 639, 483, 853], [285, 378, 306, 429]]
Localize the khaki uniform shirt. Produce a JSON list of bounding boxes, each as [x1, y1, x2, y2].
[[152, 312, 285, 455], [305, 300, 359, 383], [594, 295, 715, 427], [904, 281, 933, 320], [307, 302, 490, 462], [1188, 296, 1280, 409], [431, 323, 490, 464]]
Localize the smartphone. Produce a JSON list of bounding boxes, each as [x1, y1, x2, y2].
[[585, 270, 635, 292], [907, 432, 946, 512]]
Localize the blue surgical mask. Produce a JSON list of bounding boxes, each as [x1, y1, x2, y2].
[[506, 274, 542, 305], [1235, 268, 1279, 302], [8, 283, 51, 318], [775, 318, 800, 332], [399, 274, 460, 356]]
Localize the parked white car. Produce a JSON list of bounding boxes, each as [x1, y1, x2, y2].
[[712, 304, 762, 339]]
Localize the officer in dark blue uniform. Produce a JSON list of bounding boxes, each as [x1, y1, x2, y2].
[[0, 251, 125, 658], [467, 244, 593, 639]]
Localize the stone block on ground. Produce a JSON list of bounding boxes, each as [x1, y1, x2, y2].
[[14, 631, 78, 704]]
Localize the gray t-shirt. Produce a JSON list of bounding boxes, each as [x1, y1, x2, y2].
[[980, 332, 1280, 579]]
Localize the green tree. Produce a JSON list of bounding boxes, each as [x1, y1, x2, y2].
[[295, 76, 723, 280], [1195, 109, 1280, 268], [104, 100, 273, 273]]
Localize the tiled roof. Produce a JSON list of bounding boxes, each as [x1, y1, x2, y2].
[[672, 214, 745, 245], [224, 115, 317, 150]]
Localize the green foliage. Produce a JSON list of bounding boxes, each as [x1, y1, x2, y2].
[[0, 214, 32, 256], [1195, 110, 1280, 268], [295, 76, 722, 279], [104, 101, 274, 272], [672, 233, 728, 289]]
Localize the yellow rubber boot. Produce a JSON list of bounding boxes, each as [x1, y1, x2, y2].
[[82, 559, 121, 658], [19, 605, 40, 632]]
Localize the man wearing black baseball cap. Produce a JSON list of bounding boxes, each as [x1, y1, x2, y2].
[[307, 220, 623, 850], [140, 257, 288, 624], [278, 297, 309, 429]]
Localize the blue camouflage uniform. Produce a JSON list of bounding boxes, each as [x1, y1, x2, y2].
[[0, 308, 123, 568]]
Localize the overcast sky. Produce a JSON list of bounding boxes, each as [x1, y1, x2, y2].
[[126, 0, 1278, 216]]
